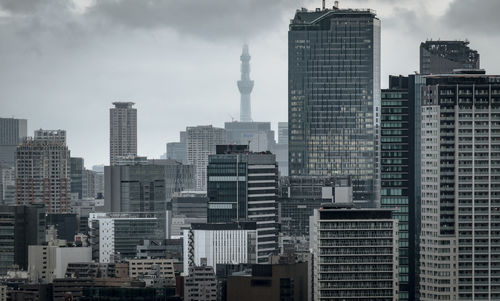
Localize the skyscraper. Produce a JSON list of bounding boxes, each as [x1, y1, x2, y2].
[[237, 44, 254, 122], [288, 5, 381, 206], [418, 71, 500, 300], [110, 102, 137, 166], [16, 131, 71, 213], [420, 40, 480, 75], [0, 117, 27, 167], [207, 145, 279, 263], [166, 131, 187, 164], [186, 125, 226, 191]]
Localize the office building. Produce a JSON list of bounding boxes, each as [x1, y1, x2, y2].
[[278, 176, 352, 238], [126, 258, 175, 282], [277, 122, 288, 145], [310, 204, 399, 300], [89, 212, 167, 263], [381, 75, 417, 300], [0, 166, 15, 204], [166, 131, 187, 164], [288, 5, 381, 206], [224, 121, 275, 153], [16, 132, 71, 213], [0, 205, 45, 275], [183, 222, 257, 275], [46, 213, 79, 242], [186, 125, 226, 191], [110, 102, 137, 166], [237, 44, 254, 122], [207, 145, 279, 263], [70, 157, 85, 199], [28, 245, 92, 283], [136, 239, 183, 261], [420, 40, 480, 75], [0, 117, 27, 167], [105, 163, 166, 213], [167, 191, 208, 238], [226, 262, 308, 301], [418, 71, 500, 300], [184, 263, 217, 301]]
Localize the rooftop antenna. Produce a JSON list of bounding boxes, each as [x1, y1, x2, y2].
[[322, 0, 325, 10]]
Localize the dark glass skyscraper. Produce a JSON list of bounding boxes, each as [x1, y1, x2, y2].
[[288, 6, 381, 206], [420, 40, 480, 75]]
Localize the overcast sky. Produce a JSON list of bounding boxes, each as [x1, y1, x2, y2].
[[1, 0, 499, 167]]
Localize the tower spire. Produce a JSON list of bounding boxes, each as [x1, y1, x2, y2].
[[237, 44, 254, 122]]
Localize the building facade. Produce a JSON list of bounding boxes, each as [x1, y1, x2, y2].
[[186, 125, 226, 191], [166, 131, 187, 164], [110, 102, 137, 166], [288, 6, 381, 207], [207, 145, 279, 263], [183, 222, 257, 275], [420, 40, 480, 75], [419, 72, 500, 300], [0, 117, 27, 167], [184, 264, 217, 301], [0, 205, 45, 275], [16, 132, 71, 213], [310, 205, 399, 300], [224, 121, 275, 153]]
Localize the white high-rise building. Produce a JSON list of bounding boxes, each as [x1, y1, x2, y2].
[[186, 125, 226, 191], [419, 72, 500, 300], [110, 102, 137, 166]]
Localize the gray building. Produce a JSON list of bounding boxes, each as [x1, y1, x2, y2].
[[184, 263, 217, 301], [224, 121, 275, 153], [0, 205, 46, 275], [288, 5, 381, 207], [16, 132, 71, 213], [70, 157, 85, 199], [105, 163, 166, 213], [166, 131, 187, 164], [167, 191, 208, 238], [1, 165, 16, 205], [0, 117, 27, 167], [420, 40, 480, 75], [310, 204, 398, 300], [110, 102, 137, 166], [237, 44, 254, 122], [418, 71, 500, 300], [34, 129, 66, 144], [275, 122, 288, 176], [186, 125, 226, 191], [207, 145, 279, 263], [278, 176, 352, 238]]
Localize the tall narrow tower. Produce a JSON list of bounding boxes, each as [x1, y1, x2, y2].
[[237, 44, 254, 122]]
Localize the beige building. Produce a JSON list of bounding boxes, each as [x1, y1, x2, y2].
[[28, 245, 92, 283], [126, 258, 175, 281], [110, 102, 137, 166]]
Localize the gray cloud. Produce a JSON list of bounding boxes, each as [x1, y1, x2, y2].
[[87, 0, 296, 40], [443, 0, 500, 34]]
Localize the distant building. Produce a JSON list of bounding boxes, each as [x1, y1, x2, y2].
[[0, 205, 46, 275], [184, 263, 217, 301], [288, 6, 381, 207], [89, 212, 167, 263], [277, 122, 288, 145], [70, 157, 85, 199], [278, 176, 352, 238], [167, 191, 208, 238], [224, 121, 275, 153], [166, 131, 187, 164], [207, 145, 279, 263], [126, 258, 175, 282], [136, 239, 183, 261], [0, 166, 16, 204], [0, 117, 27, 167], [46, 213, 79, 242], [186, 125, 226, 191], [309, 204, 398, 300], [275, 122, 288, 176], [28, 245, 92, 283], [226, 262, 308, 301], [16, 132, 71, 213], [110, 102, 137, 166], [183, 222, 257, 275], [420, 40, 480, 75]]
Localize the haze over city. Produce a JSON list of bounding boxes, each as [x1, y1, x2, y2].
[[1, 0, 498, 166]]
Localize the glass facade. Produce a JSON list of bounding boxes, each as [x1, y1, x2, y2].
[[288, 8, 380, 206], [381, 86, 410, 300]]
